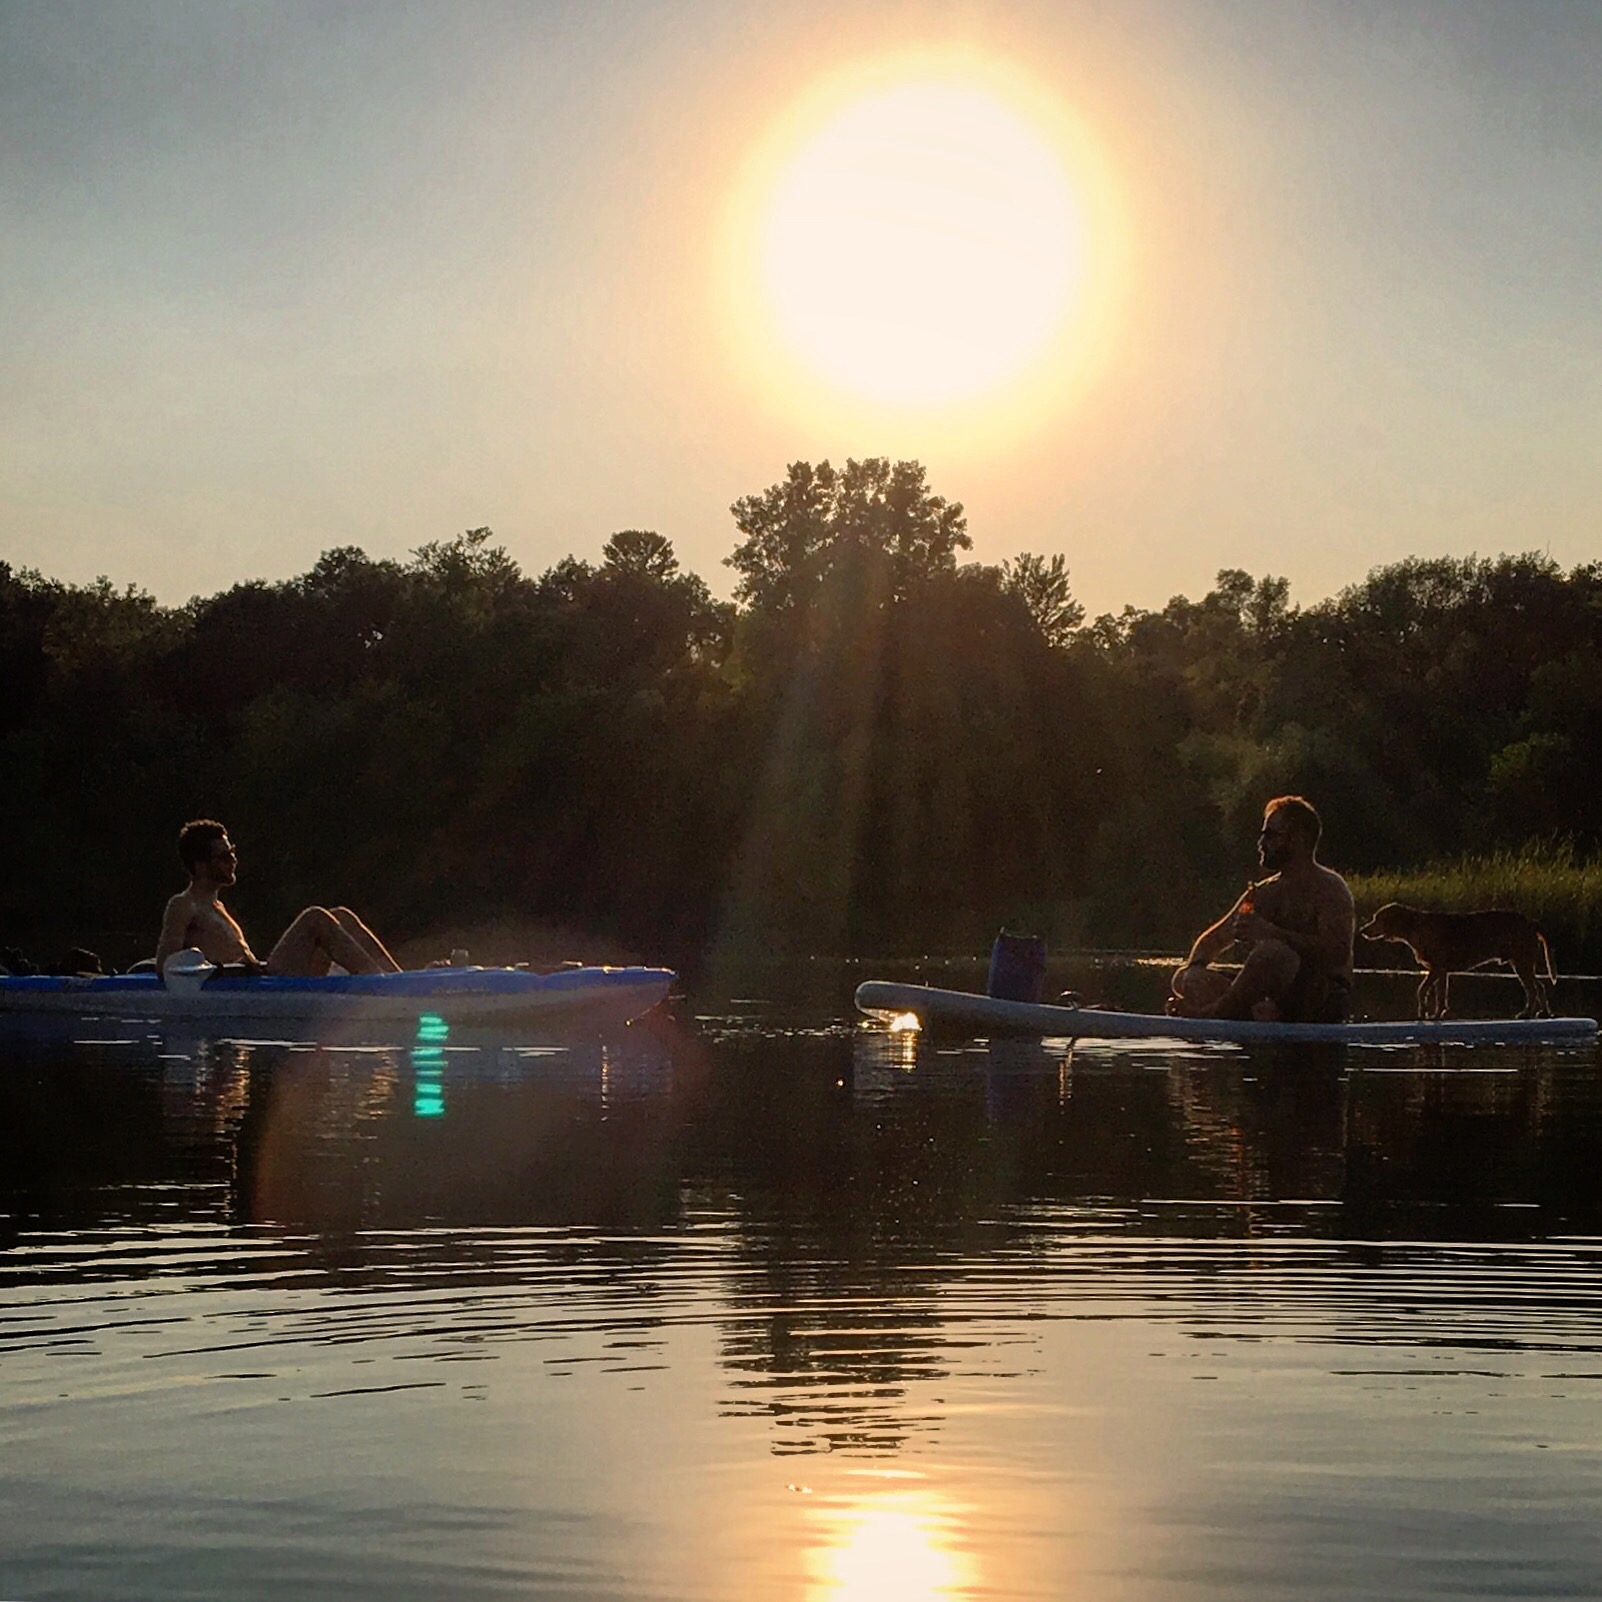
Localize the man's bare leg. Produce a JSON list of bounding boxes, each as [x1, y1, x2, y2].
[[263, 907, 395, 977], [1207, 940, 1300, 1020], [330, 907, 401, 973], [1169, 940, 1300, 1021], [1168, 964, 1232, 1017]]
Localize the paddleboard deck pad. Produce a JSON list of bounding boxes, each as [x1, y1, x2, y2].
[[855, 981, 1598, 1046]]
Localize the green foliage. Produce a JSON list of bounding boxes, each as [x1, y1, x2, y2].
[[716, 556, 1103, 960], [1001, 552, 1084, 647], [726, 457, 970, 619], [603, 529, 678, 579]]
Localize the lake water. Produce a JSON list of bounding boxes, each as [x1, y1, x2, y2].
[[4, 960, 1602, 1601]]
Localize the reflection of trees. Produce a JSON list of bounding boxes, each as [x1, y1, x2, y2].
[[687, 1032, 1268, 1453], [1340, 1057, 1602, 1235], [693, 1031, 981, 1455], [8, 1016, 1602, 1458], [702, 1029, 1602, 1454], [0, 1024, 184, 1249], [231, 1035, 687, 1234], [0, 1025, 690, 1260], [1161, 1054, 1349, 1208]]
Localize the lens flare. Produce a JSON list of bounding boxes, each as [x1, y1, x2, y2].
[[412, 1011, 447, 1118]]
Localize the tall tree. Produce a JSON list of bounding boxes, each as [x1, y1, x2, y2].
[[726, 458, 971, 619], [1001, 552, 1085, 648]]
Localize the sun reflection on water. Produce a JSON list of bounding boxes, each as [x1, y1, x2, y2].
[[807, 1485, 973, 1601]]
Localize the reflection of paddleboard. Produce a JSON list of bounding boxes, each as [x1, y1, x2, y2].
[[0, 965, 674, 1029], [855, 980, 1599, 1046]]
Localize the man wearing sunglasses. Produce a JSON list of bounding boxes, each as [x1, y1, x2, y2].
[[1167, 795, 1354, 1023]]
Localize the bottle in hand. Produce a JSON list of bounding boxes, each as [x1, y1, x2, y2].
[[1235, 883, 1257, 940]]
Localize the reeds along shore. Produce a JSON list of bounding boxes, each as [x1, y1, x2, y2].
[[1350, 844, 1602, 975]]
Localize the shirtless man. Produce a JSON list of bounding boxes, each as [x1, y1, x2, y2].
[[1168, 795, 1355, 1023], [156, 819, 401, 979]]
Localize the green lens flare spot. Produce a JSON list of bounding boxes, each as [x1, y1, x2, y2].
[[412, 1013, 450, 1116]]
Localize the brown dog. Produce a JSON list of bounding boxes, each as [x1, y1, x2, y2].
[[1360, 902, 1555, 1019]]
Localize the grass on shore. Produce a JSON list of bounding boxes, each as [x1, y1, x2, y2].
[[1349, 842, 1602, 970]]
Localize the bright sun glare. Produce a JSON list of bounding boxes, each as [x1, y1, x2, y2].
[[757, 77, 1085, 408], [809, 1491, 972, 1601]]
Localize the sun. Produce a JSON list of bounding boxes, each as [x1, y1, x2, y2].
[[757, 79, 1083, 408]]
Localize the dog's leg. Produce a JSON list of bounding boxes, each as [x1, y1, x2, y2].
[[1512, 956, 1549, 1019], [1419, 969, 1450, 1020]]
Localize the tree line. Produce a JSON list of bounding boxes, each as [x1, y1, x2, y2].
[[4, 457, 1600, 971]]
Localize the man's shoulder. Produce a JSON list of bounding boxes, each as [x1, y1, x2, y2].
[[1274, 861, 1352, 902], [1318, 862, 1354, 896]]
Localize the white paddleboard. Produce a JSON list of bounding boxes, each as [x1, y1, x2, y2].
[[855, 980, 1599, 1046]]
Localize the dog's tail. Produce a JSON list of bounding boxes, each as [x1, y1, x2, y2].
[[1539, 931, 1556, 985]]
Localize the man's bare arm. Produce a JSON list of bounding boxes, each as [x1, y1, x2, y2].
[[1314, 881, 1358, 970], [1182, 892, 1253, 969]]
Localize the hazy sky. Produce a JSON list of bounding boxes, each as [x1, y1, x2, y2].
[[4, 0, 1599, 617]]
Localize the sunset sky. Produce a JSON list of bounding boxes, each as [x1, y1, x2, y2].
[[5, 0, 1599, 618]]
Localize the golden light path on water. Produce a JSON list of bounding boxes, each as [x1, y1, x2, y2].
[[806, 1482, 974, 1601]]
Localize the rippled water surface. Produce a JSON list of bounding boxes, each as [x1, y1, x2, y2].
[[5, 967, 1602, 1600]]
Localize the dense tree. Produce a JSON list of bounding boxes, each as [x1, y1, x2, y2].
[[727, 457, 970, 620], [1001, 552, 1085, 648], [715, 464, 1102, 958], [0, 563, 60, 735], [3, 466, 1601, 968]]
